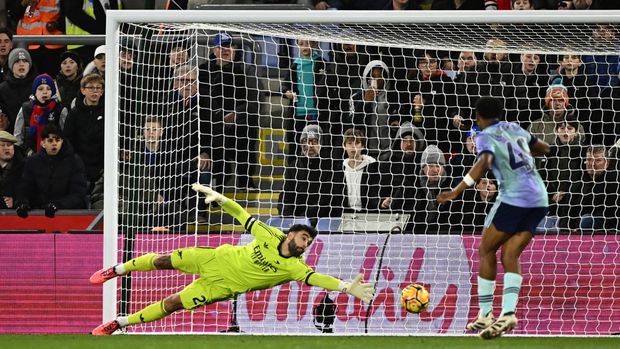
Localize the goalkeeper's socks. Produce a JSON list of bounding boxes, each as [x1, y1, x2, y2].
[[501, 272, 523, 316], [478, 276, 496, 318], [127, 300, 169, 325], [121, 253, 159, 273]]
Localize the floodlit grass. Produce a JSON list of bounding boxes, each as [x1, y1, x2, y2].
[[1, 335, 619, 349]]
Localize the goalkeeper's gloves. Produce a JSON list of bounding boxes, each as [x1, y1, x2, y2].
[[339, 273, 375, 304], [16, 203, 30, 219], [191, 183, 228, 204]]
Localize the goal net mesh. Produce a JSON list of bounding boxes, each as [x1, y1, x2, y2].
[[110, 19, 620, 335]]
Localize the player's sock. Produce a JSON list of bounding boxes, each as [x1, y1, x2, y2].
[[478, 276, 496, 317], [127, 300, 170, 325], [122, 253, 159, 273], [501, 272, 523, 316]]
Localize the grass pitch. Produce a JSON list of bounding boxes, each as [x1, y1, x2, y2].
[[2, 335, 618, 349]]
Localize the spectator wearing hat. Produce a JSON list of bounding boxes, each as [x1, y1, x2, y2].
[[407, 144, 451, 233], [55, 51, 83, 106], [528, 83, 585, 145], [377, 121, 425, 211], [14, 124, 87, 218], [0, 48, 37, 133], [0, 130, 25, 209], [14, 73, 67, 155], [279, 124, 342, 218], [199, 33, 260, 190], [0, 28, 14, 83], [83, 45, 105, 78]]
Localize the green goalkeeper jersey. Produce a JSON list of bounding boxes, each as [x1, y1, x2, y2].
[[208, 200, 330, 295]]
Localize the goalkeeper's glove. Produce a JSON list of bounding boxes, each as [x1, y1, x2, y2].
[[339, 273, 375, 304], [191, 183, 228, 204]]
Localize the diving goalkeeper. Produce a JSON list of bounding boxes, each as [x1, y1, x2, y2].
[[90, 183, 374, 335]]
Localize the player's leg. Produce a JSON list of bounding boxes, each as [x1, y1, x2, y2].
[[91, 293, 184, 336], [89, 253, 174, 284], [466, 223, 511, 332]]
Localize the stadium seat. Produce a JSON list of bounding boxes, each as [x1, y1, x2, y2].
[[265, 217, 312, 231]]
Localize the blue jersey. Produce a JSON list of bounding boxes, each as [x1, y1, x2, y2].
[[475, 121, 548, 208]]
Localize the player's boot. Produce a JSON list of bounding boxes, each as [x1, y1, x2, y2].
[[91, 320, 121, 336], [89, 265, 120, 284], [466, 311, 495, 332], [479, 312, 518, 340]]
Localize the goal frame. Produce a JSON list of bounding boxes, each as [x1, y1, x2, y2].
[[102, 9, 620, 328]]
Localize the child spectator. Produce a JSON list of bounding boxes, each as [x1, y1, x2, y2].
[[511, 0, 533, 9], [549, 54, 591, 110], [55, 51, 83, 106], [0, 48, 36, 133], [14, 73, 67, 156], [15, 124, 88, 218], [63, 74, 104, 189], [83, 45, 105, 79], [282, 39, 328, 160], [338, 128, 381, 212], [0, 130, 25, 209], [528, 84, 584, 145]]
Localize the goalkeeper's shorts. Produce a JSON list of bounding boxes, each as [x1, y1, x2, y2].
[[171, 247, 233, 310]]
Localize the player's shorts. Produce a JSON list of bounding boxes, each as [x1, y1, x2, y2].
[[485, 202, 549, 235], [170, 247, 234, 310]]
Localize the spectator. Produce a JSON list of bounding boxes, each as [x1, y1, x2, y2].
[[449, 124, 480, 180], [0, 48, 36, 133], [0, 106, 10, 131], [565, 145, 619, 231], [280, 124, 341, 218], [14, 73, 67, 156], [431, 0, 498, 10], [199, 33, 260, 190], [15, 124, 87, 218], [15, 0, 64, 76], [348, 60, 394, 157], [528, 84, 584, 144], [406, 51, 457, 153], [63, 74, 104, 188], [338, 128, 381, 212], [448, 176, 498, 233], [55, 51, 83, 106], [325, 42, 370, 158], [511, 0, 533, 9], [582, 25, 619, 90], [0, 28, 14, 83], [452, 50, 480, 131], [538, 117, 583, 219], [549, 54, 592, 111], [83, 45, 105, 78], [63, 0, 123, 65], [0, 130, 25, 209], [282, 39, 328, 160], [377, 121, 425, 212], [502, 52, 547, 128]]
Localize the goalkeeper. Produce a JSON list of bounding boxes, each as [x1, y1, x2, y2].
[[90, 183, 374, 335]]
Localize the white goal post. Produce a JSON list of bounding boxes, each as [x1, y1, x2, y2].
[[103, 10, 620, 335]]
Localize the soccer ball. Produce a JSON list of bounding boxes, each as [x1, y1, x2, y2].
[[401, 284, 430, 314]]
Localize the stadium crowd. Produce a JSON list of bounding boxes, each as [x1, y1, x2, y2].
[[0, 0, 619, 233]]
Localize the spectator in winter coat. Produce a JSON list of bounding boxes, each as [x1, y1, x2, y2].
[[14, 73, 67, 155], [63, 74, 104, 187], [0, 130, 25, 209], [55, 50, 83, 106], [15, 124, 88, 218], [0, 28, 14, 83], [0, 48, 37, 133]]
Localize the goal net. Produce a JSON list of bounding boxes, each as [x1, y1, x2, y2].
[[103, 10, 620, 335]]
